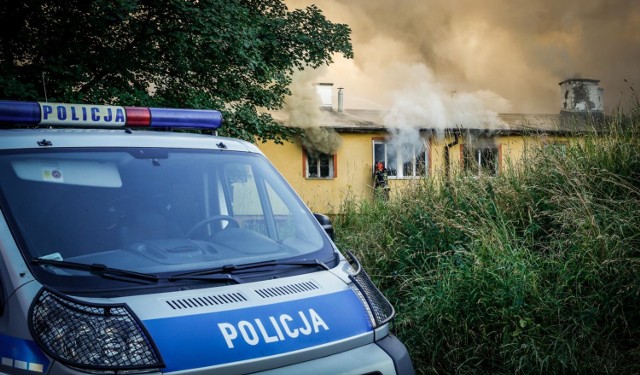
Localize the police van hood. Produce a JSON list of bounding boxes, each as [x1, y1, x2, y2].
[[0, 128, 263, 154], [105, 267, 375, 373]]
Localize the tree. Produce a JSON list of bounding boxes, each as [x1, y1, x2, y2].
[[0, 0, 353, 142]]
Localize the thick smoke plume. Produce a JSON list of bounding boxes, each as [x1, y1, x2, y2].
[[283, 69, 342, 156], [382, 63, 509, 151], [286, 0, 640, 114]]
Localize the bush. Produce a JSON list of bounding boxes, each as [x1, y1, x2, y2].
[[334, 111, 640, 374]]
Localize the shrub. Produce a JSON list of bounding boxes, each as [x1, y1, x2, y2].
[[334, 111, 640, 374]]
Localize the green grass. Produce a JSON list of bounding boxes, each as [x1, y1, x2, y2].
[[333, 108, 640, 374]]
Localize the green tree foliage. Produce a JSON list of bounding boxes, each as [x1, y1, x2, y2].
[[0, 0, 352, 142]]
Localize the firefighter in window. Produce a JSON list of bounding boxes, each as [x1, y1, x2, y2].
[[373, 161, 390, 200]]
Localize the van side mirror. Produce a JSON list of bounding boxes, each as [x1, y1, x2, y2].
[[313, 213, 335, 241]]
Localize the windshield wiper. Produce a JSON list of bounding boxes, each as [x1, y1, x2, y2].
[[168, 273, 242, 284], [31, 258, 160, 284], [169, 258, 331, 281]]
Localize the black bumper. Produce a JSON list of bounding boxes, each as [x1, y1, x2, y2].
[[376, 335, 415, 375]]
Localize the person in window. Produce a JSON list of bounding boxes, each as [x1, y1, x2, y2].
[[373, 161, 390, 200]]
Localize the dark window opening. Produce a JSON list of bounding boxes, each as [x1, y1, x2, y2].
[[306, 153, 334, 178], [463, 145, 499, 176]]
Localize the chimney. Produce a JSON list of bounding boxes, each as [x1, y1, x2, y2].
[[337, 87, 344, 112], [559, 78, 604, 113], [315, 83, 334, 111]]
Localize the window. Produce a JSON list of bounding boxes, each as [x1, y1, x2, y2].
[[305, 152, 335, 178], [462, 144, 500, 176], [221, 163, 298, 241], [543, 141, 568, 157], [373, 140, 428, 178]]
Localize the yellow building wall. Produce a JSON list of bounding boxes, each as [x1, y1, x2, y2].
[[258, 132, 570, 214], [257, 132, 386, 213], [497, 134, 571, 170], [432, 134, 570, 177]]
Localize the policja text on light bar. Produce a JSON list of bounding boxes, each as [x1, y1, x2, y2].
[[0, 100, 223, 130]]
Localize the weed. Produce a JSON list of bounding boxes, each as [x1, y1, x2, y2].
[[335, 109, 640, 374]]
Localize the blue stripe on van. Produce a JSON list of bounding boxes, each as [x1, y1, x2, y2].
[[142, 289, 373, 373], [0, 334, 50, 373]]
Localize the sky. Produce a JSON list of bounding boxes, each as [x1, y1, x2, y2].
[[285, 0, 640, 116]]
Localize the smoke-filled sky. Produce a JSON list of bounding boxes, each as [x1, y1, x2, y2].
[[286, 0, 640, 115]]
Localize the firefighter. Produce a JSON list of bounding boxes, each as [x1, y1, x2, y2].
[[373, 161, 390, 200]]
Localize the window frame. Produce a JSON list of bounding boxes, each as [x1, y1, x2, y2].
[[303, 150, 337, 179], [461, 143, 502, 176], [372, 138, 429, 179], [542, 141, 568, 157]]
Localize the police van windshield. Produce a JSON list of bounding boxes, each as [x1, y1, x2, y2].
[[0, 148, 331, 289]]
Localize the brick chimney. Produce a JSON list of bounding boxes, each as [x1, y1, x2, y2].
[[559, 78, 604, 113]]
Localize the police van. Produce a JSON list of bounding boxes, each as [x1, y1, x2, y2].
[[0, 100, 414, 375]]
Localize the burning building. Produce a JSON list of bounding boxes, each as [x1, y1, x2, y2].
[[260, 78, 605, 214]]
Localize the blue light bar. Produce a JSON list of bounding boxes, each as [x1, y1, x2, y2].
[[148, 107, 223, 129], [0, 100, 223, 130], [0, 101, 40, 124]]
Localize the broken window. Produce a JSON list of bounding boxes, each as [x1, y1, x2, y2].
[[462, 144, 500, 176], [306, 152, 335, 178], [373, 140, 428, 178]]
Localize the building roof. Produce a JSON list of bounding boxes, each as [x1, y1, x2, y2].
[[269, 108, 602, 136]]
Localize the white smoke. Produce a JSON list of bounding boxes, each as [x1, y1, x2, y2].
[[284, 69, 342, 156], [382, 63, 509, 153]]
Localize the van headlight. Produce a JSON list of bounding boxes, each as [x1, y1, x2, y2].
[[346, 252, 395, 327], [29, 287, 164, 372]]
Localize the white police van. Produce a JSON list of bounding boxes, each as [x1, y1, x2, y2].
[[0, 100, 414, 375]]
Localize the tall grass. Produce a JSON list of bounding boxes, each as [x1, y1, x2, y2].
[[334, 109, 640, 374]]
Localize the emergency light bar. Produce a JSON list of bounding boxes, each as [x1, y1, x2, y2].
[[0, 100, 223, 130]]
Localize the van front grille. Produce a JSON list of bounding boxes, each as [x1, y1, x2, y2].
[[164, 292, 247, 310], [254, 281, 319, 298]]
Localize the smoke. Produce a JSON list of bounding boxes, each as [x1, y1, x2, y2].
[[286, 0, 640, 114], [283, 69, 342, 156], [300, 127, 342, 157], [383, 63, 509, 153]]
